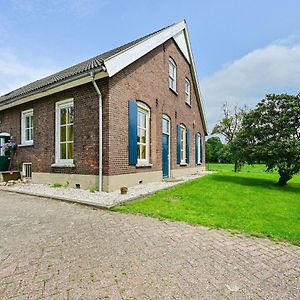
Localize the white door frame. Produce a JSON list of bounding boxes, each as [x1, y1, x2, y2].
[[162, 114, 171, 178]]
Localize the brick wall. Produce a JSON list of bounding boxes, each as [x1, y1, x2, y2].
[[108, 38, 206, 176], [0, 38, 205, 179], [0, 79, 109, 176]]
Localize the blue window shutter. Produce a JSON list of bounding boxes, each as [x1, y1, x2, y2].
[[200, 134, 203, 163], [177, 125, 181, 164], [186, 128, 190, 164], [195, 134, 198, 164], [128, 101, 137, 165]]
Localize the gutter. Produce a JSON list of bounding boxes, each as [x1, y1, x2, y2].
[[0, 66, 105, 108], [90, 71, 104, 192]]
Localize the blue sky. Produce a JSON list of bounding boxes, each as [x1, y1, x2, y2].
[[0, 0, 300, 131]]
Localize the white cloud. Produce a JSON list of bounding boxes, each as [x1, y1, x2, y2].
[[0, 50, 58, 96], [200, 39, 300, 133]]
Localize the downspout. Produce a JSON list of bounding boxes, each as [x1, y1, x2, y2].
[[90, 70, 104, 191]]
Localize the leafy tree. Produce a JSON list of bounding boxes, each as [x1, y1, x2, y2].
[[206, 137, 233, 163], [206, 137, 224, 162], [233, 93, 300, 186], [212, 102, 247, 171]]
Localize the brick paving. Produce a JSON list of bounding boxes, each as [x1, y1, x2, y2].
[[0, 191, 299, 300]]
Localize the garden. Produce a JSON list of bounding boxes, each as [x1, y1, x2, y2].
[[113, 164, 300, 246]]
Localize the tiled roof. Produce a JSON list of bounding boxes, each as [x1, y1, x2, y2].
[[0, 24, 173, 105]]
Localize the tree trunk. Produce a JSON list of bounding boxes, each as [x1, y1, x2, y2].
[[234, 160, 241, 172], [277, 171, 292, 186]]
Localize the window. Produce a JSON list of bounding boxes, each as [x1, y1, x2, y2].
[[137, 102, 150, 163], [162, 116, 170, 135], [168, 58, 177, 92], [56, 99, 74, 164], [185, 78, 191, 105], [21, 109, 34, 145], [0, 138, 5, 156], [22, 163, 32, 179], [180, 124, 186, 163], [196, 133, 202, 164]]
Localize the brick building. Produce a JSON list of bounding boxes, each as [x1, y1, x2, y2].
[[0, 20, 207, 192]]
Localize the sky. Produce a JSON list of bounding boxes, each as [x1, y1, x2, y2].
[[0, 0, 300, 133]]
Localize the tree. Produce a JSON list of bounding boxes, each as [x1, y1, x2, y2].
[[233, 93, 300, 186], [206, 137, 233, 163], [212, 102, 247, 171], [206, 137, 224, 163]]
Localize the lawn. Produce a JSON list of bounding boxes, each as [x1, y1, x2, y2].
[[112, 164, 300, 246]]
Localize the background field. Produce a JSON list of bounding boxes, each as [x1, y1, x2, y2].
[[113, 164, 300, 246]]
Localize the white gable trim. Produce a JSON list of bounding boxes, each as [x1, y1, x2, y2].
[[103, 20, 207, 134], [173, 31, 190, 63], [103, 21, 186, 77]]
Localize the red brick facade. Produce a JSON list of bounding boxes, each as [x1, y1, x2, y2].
[[107, 39, 205, 176], [0, 38, 205, 182]]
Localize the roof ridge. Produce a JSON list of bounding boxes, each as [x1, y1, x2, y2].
[[0, 22, 177, 103]]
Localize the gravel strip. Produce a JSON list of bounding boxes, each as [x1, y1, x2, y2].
[[1, 171, 211, 208]]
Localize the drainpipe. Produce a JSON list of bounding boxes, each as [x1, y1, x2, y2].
[[90, 71, 104, 191]]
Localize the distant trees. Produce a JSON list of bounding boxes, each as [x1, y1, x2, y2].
[[206, 137, 232, 163], [212, 102, 247, 171], [210, 93, 300, 186], [212, 102, 247, 143], [233, 93, 300, 186]]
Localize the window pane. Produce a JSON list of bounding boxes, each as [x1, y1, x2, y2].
[[60, 125, 66, 142], [28, 128, 33, 141], [25, 116, 30, 129], [162, 118, 169, 134], [169, 77, 174, 89], [29, 116, 34, 127], [60, 108, 67, 125], [138, 110, 146, 128], [138, 128, 146, 143], [140, 145, 146, 159], [60, 143, 66, 159], [67, 143, 74, 159], [169, 62, 175, 77], [67, 107, 74, 124], [67, 125, 74, 142], [25, 129, 30, 141]]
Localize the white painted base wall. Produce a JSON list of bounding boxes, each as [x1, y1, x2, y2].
[[32, 165, 205, 192]]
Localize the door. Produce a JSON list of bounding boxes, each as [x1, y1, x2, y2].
[[0, 138, 5, 156], [162, 115, 170, 178]]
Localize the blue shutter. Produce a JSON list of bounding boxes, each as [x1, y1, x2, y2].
[[186, 128, 190, 164], [195, 134, 198, 164], [200, 134, 203, 163], [128, 101, 137, 165], [177, 125, 181, 164]]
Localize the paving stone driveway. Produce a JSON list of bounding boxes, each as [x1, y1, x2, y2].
[[0, 191, 299, 300]]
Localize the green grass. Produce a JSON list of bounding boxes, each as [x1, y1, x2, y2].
[[112, 164, 300, 246]]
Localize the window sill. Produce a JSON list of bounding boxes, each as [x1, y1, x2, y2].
[[169, 87, 178, 96], [18, 143, 34, 147], [185, 102, 192, 108], [136, 162, 153, 168], [180, 162, 188, 166], [51, 163, 75, 168], [196, 163, 202, 166]]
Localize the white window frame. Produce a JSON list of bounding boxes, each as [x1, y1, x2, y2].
[[22, 162, 32, 179], [185, 78, 191, 105], [55, 98, 74, 165], [0, 138, 5, 156], [137, 102, 150, 164], [168, 58, 177, 92], [196, 133, 202, 164], [180, 124, 186, 163], [21, 109, 34, 145]]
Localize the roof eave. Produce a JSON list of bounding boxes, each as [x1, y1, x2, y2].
[[0, 68, 108, 111]]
